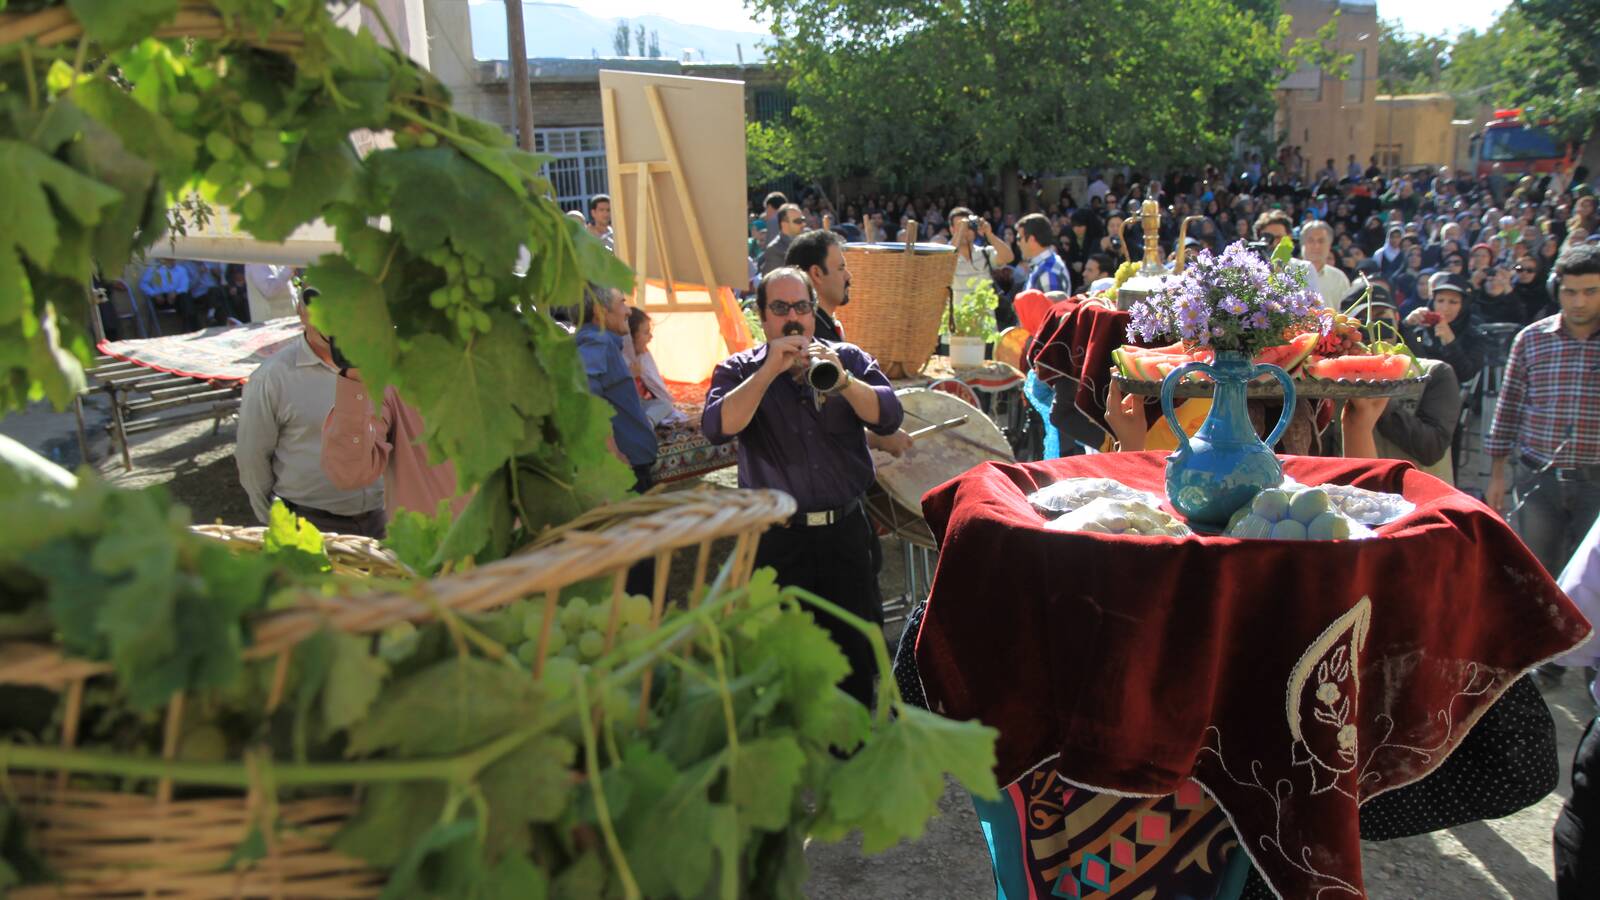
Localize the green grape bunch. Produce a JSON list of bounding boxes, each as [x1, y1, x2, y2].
[[423, 238, 500, 339], [170, 84, 292, 219]]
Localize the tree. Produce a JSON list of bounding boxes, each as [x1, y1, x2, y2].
[[1376, 18, 1448, 95], [751, 0, 1288, 210], [612, 19, 630, 56], [746, 121, 804, 186], [1443, 2, 1600, 140], [648, 29, 661, 58], [635, 23, 646, 57]]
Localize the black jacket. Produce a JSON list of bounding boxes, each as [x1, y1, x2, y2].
[[1404, 320, 1485, 387]]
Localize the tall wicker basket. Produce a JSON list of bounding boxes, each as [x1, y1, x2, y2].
[[0, 488, 794, 899], [836, 240, 958, 378]]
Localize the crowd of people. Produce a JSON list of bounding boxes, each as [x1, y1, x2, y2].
[[750, 160, 1596, 326], [743, 164, 1600, 894], [98, 258, 301, 340]]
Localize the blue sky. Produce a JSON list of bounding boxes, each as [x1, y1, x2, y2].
[[533, 0, 1511, 38]]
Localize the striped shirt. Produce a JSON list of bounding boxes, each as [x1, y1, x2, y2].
[[1485, 314, 1600, 465], [1026, 248, 1072, 295]]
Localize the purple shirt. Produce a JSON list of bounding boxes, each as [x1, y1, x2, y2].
[[702, 339, 903, 512]]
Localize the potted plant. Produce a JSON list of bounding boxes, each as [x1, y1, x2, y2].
[[949, 277, 1000, 367]]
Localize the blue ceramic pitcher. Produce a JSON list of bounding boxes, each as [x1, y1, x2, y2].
[[1159, 351, 1295, 530]]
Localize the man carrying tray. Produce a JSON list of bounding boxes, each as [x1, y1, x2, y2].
[[702, 267, 904, 707]]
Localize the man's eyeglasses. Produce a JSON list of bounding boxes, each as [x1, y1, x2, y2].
[[784, 217, 804, 225], [1514, 265, 1534, 274], [768, 300, 813, 317]]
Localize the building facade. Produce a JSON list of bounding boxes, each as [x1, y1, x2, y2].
[[1275, 0, 1379, 178], [422, 0, 783, 211], [1372, 94, 1460, 173]]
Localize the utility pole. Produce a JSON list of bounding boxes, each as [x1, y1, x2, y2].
[[504, 0, 535, 151]]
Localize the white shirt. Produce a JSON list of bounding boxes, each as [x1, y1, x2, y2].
[[235, 335, 384, 523], [1557, 514, 1600, 703], [951, 244, 997, 305], [245, 265, 297, 322], [1303, 259, 1350, 309]]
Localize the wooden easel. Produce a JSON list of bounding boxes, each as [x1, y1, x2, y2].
[[600, 84, 720, 313]]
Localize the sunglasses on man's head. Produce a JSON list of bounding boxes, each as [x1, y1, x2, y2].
[[768, 300, 813, 316]]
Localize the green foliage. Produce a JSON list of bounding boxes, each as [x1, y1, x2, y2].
[[951, 278, 1000, 341], [1376, 18, 1449, 95], [1, 0, 631, 523], [1443, 3, 1600, 140], [746, 120, 803, 186], [751, 0, 1286, 193]]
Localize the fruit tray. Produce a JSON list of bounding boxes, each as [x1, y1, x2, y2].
[[1112, 372, 1431, 401]]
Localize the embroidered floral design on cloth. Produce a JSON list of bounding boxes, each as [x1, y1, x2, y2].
[[1201, 596, 1509, 898]]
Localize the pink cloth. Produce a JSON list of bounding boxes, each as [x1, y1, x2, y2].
[[322, 377, 464, 521]]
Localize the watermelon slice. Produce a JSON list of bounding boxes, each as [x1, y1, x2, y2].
[[1302, 353, 1411, 381], [1254, 333, 1318, 374]]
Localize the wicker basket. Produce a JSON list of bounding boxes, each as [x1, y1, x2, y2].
[[3, 489, 795, 899], [836, 242, 958, 378]]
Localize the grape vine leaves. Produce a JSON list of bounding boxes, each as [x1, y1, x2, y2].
[[67, 0, 182, 48], [400, 315, 551, 489], [814, 705, 1000, 853]]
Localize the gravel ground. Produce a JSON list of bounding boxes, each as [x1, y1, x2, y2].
[[3, 400, 1592, 900]]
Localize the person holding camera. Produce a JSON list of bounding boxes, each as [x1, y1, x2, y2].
[[948, 206, 1014, 312], [702, 267, 904, 708], [236, 287, 386, 537]]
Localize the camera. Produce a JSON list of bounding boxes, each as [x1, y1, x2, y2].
[[1246, 240, 1274, 262], [966, 215, 982, 232]]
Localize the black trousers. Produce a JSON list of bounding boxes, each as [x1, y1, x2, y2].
[[753, 505, 884, 708], [1557, 715, 1600, 899], [278, 498, 386, 539], [625, 463, 656, 598]]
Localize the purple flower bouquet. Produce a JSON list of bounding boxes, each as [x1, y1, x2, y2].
[[1126, 241, 1325, 357]]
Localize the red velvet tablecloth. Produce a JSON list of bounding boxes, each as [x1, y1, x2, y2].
[[915, 453, 1591, 899], [1025, 298, 1151, 443]]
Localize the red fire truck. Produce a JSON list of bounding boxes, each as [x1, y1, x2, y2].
[[1470, 108, 1580, 180]]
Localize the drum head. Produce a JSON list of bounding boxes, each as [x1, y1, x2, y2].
[[994, 326, 1030, 370], [873, 388, 1014, 525]]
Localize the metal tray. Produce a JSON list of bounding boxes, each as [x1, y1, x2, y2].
[[1112, 372, 1431, 401]]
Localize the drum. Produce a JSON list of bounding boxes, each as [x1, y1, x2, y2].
[[866, 388, 1015, 549], [993, 326, 1031, 371]]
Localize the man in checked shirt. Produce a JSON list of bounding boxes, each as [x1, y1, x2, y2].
[[1485, 243, 1600, 578]]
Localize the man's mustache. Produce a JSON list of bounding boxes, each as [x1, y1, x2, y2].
[[782, 321, 805, 336]]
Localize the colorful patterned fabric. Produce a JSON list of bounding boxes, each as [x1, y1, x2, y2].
[[974, 764, 1248, 899], [650, 381, 737, 484], [96, 316, 302, 383]]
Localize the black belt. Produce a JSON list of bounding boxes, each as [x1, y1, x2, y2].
[[278, 497, 376, 526], [1520, 455, 1600, 481], [783, 498, 864, 528]]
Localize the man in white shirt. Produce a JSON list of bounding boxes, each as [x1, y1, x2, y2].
[[1299, 220, 1349, 309], [587, 193, 614, 251], [947, 206, 1014, 307], [1554, 514, 1600, 897], [1254, 210, 1318, 296], [245, 264, 298, 322], [235, 288, 385, 537], [1086, 173, 1109, 204]]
